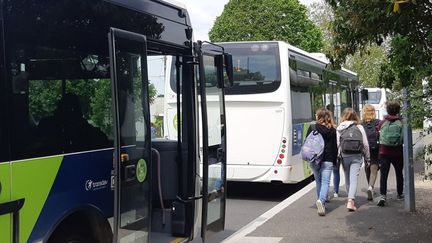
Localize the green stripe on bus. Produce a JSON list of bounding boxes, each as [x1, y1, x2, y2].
[[0, 163, 11, 243], [11, 156, 63, 243]]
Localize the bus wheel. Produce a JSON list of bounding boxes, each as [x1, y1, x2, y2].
[[48, 224, 95, 243]]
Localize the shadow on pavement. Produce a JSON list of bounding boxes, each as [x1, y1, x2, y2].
[[227, 175, 314, 201]]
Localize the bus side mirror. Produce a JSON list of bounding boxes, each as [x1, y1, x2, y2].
[[215, 55, 224, 89], [361, 89, 369, 101], [224, 54, 234, 87]]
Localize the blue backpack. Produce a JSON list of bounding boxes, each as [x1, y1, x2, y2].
[[301, 125, 325, 165]]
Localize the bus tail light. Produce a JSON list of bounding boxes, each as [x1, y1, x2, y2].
[[276, 137, 287, 166]]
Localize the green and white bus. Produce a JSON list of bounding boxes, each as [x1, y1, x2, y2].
[[203, 41, 359, 184], [0, 0, 231, 242]]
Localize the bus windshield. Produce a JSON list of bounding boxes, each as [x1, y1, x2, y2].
[[368, 91, 382, 104], [221, 42, 281, 95]]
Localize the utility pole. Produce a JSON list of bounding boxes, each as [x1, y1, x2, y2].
[[402, 87, 415, 212]]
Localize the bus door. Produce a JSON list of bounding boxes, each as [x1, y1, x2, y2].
[[109, 28, 151, 243], [198, 43, 232, 241]]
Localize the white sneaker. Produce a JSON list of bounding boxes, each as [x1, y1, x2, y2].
[[333, 192, 339, 198], [367, 186, 373, 201], [316, 200, 326, 216]]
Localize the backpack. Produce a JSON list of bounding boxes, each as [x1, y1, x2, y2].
[[301, 125, 325, 165], [379, 120, 403, 146], [340, 124, 363, 154], [362, 120, 379, 151]]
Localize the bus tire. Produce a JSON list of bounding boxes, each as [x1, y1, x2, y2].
[[48, 225, 95, 243], [48, 216, 96, 243]]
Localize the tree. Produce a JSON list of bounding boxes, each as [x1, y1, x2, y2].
[[345, 45, 388, 87], [307, 1, 333, 53], [325, 1, 432, 126], [324, 0, 432, 84], [325, 0, 432, 197], [30, 78, 158, 137], [308, 1, 389, 87], [209, 0, 324, 52]]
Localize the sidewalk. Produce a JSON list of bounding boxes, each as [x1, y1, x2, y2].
[[224, 158, 432, 242]]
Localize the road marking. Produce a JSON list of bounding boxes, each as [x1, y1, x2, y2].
[[231, 236, 283, 243], [222, 180, 315, 242], [223, 173, 346, 243]]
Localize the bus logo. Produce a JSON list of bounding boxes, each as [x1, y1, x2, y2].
[[85, 180, 93, 191], [85, 179, 108, 191]]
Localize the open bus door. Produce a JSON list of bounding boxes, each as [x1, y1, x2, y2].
[[198, 42, 232, 241], [109, 28, 152, 243]]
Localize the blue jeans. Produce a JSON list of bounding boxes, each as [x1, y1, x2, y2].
[[342, 155, 362, 199], [333, 160, 341, 194], [310, 161, 333, 204]]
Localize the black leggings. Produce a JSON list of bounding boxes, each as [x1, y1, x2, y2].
[[379, 156, 404, 196]]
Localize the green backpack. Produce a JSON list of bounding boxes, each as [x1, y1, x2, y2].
[[379, 120, 403, 146]]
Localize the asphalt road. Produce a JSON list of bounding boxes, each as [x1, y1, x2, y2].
[[198, 177, 314, 243]]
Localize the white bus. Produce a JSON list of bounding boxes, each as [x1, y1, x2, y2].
[[363, 88, 389, 120], [164, 41, 359, 184]]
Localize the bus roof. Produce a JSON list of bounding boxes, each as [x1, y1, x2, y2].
[[107, 0, 190, 26], [159, 0, 187, 10]]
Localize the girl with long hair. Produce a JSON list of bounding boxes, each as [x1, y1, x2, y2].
[[337, 108, 370, 211], [307, 108, 337, 216], [361, 104, 380, 200]]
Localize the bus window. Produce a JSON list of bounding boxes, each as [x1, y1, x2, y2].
[[155, 55, 183, 140], [333, 85, 342, 122], [168, 56, 183, 94], [311, 85, 325, 114], [10, 47, 112, 160], [222, 42, 281, 95], [291, 86, 313, 124], [367, 90, 382, 104], [340, 88, 350, 112]]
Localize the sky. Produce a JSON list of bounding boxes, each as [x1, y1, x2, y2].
[[149, 0, 320, 94], [176, 0, 320, 41]]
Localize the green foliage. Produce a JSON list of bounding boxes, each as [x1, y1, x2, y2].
[[29, 78, 158, 137], [149, 82, 157, 104], [324, 0, 432, 83], [153, 115, 164, 137], [324, 0, 432, 134], [378, 62, 397, 89], [90, 79, 113, 136], [308, 2, 389, 87], [307, 1, 333, 53], [29, 80, 62, 122], [209, 0, 324, 52]]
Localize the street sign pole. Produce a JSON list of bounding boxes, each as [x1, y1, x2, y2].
[[402, 87, 415, 212]]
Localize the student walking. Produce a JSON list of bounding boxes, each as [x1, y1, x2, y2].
[[377, 101, 404, 206], [361, 104, 381, 200], [337, 108, 370, 211], [302, 108, 337, 216]]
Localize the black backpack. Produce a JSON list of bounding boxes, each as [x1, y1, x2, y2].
[[362, 120, 379, 151], [340, 124, 364, 154]]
